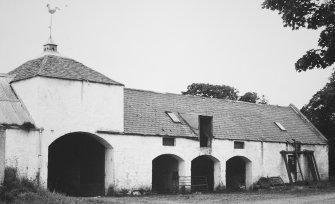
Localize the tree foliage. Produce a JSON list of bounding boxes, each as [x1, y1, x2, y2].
[[239, 92, 268, 104], [301, 71, 335, 176], [262, 0, 335, 72], [182, 83, 239, 100], [182, 83, 268, 104]]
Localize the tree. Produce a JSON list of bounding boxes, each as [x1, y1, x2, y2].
[[239, 92, 268, 104], [262, 0, 335, 72], [182, 83, 268, 104], [239, 92, 259, 103], [301, 71, 335, 176], [182, 83, 239, 100]]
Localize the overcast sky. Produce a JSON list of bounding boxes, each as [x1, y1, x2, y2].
[[0, 0, 333, 108]]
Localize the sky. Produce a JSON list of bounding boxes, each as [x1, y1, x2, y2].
[[0, 0, 333, 108]]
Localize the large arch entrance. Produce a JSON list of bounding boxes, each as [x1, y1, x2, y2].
[[226, 156, 252, 190], [191, 155, 220, 192], [47, 132, 112, 196], [152, 154, 183, 193]]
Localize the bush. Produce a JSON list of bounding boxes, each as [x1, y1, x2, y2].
[[0, 167, 39, 202]]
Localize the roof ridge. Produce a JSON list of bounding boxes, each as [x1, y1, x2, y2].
[[36, 55, 49, 76], [125, 88, 288, 108]]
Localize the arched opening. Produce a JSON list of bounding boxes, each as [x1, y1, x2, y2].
[[47, 132, 112, 196], [191, 155, 220, 192], [152, 154, 183, 193], [226, 156, 252, 190]]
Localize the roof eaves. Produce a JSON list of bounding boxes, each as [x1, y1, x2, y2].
[[35, 75, 124, 86], [9, 75, 37, 84]]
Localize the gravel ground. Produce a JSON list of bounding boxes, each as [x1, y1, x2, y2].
[[77, 187, 335, 204]]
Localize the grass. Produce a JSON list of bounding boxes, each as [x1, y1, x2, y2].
[[1, 169, 335, 204], [0, 167, 81, 204]]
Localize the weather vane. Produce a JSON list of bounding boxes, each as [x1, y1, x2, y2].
[[46, 4, 60, 39]]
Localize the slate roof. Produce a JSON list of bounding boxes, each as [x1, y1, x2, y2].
[[0, 75, 34, 127], [9, 55, 123, 86], [124, 88, 327, 144]]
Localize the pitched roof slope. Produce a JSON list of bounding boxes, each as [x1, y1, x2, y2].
[[9, 55, 123, 85], [124, 88, 327, 144], [0, 75, 34, 127]]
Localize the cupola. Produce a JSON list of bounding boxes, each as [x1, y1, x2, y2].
[[43, 36, 58, 53]]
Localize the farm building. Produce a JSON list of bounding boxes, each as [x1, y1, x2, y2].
[[0, 40, 329, 196]]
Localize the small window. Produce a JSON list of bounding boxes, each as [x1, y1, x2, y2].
[[166, 112, 181, 123], [234, 141, 244, 149], [162, 137, 175, 146], [274, 122, 286, 131], [199, 116, 213, 147]]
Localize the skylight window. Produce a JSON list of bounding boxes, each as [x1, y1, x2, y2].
[[166, 112, 181, 123], [274, 122, 286, 131]]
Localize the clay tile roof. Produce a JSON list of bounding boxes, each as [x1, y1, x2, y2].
[[124, 88, 327, 144], [0, 75, 34, 127], [8, 55, 123, 86]]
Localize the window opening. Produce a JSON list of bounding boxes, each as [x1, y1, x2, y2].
[[199, 116, 213, 147], [274, 122, 286, 131], [234, 141, 244, 149], [166, 112, 181, 123], [162, 137, 175, 146]]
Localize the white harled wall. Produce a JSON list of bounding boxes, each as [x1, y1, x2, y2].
[[4, 75, 329, 193], [5, 129, 40, 180], [0, 128, 5, 184], [8, 76, 124, 187], [11, 76, 124, 132], [91, 135, 328, 191], [4, 127, 329, 191]]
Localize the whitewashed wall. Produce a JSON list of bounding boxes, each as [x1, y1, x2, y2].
[[4, 128, 329, 192], [11, 77, 124, 133], [0, 128, 5, 184], [100, 135, 328, 190], [4, 129, 40, 180]]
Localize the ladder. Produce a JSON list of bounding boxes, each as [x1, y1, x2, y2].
[[305, 151, 320, 181], [281, 150, 320, 183]]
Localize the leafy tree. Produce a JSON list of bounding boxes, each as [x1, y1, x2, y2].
[[239, 92, 268, 104], [182, 83, 239, 100], [301, 71, 335, 176], [182, 83, 268, 104], [239, 92, 259, 103], [262, 0, 335, 72]]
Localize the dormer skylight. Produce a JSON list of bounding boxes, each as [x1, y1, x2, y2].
[[274, 122, 286, 131], [166, 112, 181, 123]]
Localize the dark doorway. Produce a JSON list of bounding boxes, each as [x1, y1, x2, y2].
[[48, 133, 105, 196], [191, 156, 214, 192], [152, 154, 179, 193], [226, 156, 246, 190], [199, 116, 213, 147]]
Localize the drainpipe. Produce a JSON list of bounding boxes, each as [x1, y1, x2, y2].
[[37, 128, 44, 185]]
